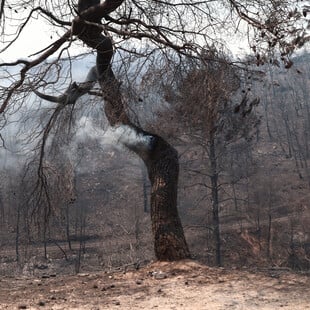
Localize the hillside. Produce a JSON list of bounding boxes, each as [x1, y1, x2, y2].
[[0, 54, 310, 275]]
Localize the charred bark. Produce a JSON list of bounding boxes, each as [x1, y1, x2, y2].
[[34, 0, 190, 261], [145, 136, 190, 260], [75, 0, 190, 261]]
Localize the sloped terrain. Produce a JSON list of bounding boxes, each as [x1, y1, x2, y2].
[[0, 260, 309, 310]]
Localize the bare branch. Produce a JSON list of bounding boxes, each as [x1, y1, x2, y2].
[[32, 65, 98, 105], [0, 6, 70, 54], [0, 0, 4, 22], [0, 30, 71, 114]]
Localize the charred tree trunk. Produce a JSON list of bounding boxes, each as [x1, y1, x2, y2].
[[209, 134, 221, 266], [145, 136, 190, 260], [71, 0, 190, 261]]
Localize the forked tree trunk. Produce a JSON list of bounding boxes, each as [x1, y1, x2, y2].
[[72, 0, 190, 261]]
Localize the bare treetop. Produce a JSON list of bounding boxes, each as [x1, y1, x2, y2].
[[1, 1, 309, 61], [0, 0, 310, 113]]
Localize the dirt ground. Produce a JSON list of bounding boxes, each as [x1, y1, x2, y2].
[[0, 260, 309, 310]]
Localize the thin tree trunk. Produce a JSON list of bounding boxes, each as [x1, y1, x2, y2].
[[232, 181, 238, 211], [43, 221, 48, 260], [263, 95, 273, 141], [256, 208, 262, 251], [209, 135, 221, 266], [15, 205, 20, 263], [267, 213, 272, 260], [65, 204, 72, 251]]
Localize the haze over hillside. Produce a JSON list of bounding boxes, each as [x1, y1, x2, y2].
[[0, 53, 310, 275]]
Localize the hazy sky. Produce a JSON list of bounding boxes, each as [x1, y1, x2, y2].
[[0, 7, 252, 63], [1, 1, 309, 64], [1, 17, 53, 61]]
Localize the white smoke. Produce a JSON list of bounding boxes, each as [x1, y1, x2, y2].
[[73, 117, 153, 151], [109, 125, 154, 152], [74, 116, 108, 145], [64, 118, 154, 171], [0, 113, 37, 171]]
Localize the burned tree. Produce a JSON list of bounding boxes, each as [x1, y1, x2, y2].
[[0, 0, 309, 262], [17, 0, 191, 261]]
